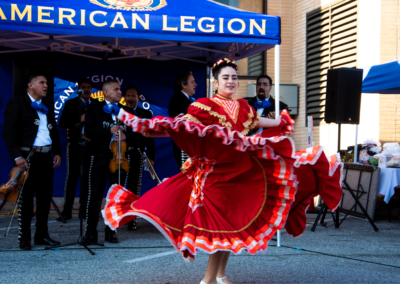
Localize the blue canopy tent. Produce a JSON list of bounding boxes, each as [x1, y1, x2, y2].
[[0, 0, 281, 99], [362, 59, 400, 94]]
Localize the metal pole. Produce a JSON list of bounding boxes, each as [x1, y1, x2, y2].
[[275, 44, 282, 247], [275, 45, 280, 118], [354, 125, 359, 163], [277, 230, 281, 247], [208, 66, 213, 98]]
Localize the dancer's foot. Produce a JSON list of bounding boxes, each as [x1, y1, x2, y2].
[[217, 276, 232, 284]]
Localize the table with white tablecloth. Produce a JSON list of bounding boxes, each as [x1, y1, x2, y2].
[[378, 167, 400, 203]]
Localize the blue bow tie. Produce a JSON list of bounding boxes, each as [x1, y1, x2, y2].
[[190, 97, 196, 103], [31, 101, 49, 114], [103, 103, 120, 115], [253, 100, 271, 109]]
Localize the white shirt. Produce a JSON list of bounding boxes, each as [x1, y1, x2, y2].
[[28, 93, 52, 146]]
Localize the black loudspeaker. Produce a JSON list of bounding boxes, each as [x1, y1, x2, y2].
[[325, 68, 363, 124], [13, 60, 54, 107]]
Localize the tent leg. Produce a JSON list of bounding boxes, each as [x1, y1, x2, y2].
[[275, 44, 282, 247], [274, 44, 281, 118], [208, 66, 213, 98]]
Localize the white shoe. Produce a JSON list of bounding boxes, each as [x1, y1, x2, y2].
[[217, 276, 228, 284], [200, 281, 208, 284]]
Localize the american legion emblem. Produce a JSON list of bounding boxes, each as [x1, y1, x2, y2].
[[90, 0, 167, 11], [34, 119, 40, 126]]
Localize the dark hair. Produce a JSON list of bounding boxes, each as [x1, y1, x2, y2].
[[78, 77, 92, 88], [124, 86, 140, 96], [212, 61, 238, 81], [256, 74, 272, 86], [26, 74, 45, 88], [102, 79, 119, 91], [174, 71, 192, 92]]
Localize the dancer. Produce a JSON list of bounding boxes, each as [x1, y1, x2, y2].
[[102, 58, 342, 284]]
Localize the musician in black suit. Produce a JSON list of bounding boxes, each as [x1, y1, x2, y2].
[[122, 87, 156, 230], [3, 74, 62, 250], [168, 71, 197, 168], [57, 78, 98, 221], [84, 80, 128, 244], [246, 74, 289, 135]]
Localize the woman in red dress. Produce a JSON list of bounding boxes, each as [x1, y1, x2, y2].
[[103, 58, 342, 284]]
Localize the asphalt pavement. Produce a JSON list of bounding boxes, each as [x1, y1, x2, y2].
[[0, 198, 399, 284]]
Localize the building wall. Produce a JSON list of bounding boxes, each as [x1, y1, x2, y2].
[[379, 0, 400, 143]]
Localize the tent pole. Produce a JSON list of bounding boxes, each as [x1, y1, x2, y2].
[[275, 44, 282, 248], [208, 66, 213, 98], [275, 44, 281, 118]]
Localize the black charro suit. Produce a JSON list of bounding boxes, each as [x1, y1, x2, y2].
[[3, 94, 62, 243], [246, 96, 289, 135], [58, 97, 98, 217], [83, 100, 128, 237], [123, 106, 156, 197], [168, 91, 191, 168]]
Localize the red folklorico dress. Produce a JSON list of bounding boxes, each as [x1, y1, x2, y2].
[[102, 94, 342, 263]]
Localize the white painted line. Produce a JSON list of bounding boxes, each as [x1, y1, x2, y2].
[[0, 220, 58, 231], [124, 250, 176, 263]]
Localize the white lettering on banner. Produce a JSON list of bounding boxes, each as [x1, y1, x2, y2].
[[55, 102, 62, 110], [90, 75, 124, 85], [0, 4, 270, 36], [143, 102, 150, 110]]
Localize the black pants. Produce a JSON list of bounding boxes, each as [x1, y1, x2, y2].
[[62, 142, 90, 214], [127, 150, 144, 196], [84, 153, 127, 235], [173, 142, 188, 169], [18, 151, 54, 242]]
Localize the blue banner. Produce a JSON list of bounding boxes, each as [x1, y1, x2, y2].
[[0, 0, 280, 45]]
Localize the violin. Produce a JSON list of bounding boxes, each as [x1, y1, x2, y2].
[[0, 148, 36, 211], [109, 118, 129, 184]]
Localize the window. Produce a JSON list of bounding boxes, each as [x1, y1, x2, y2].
[[306, 0, 358, 125], [212, 0, 264, 76]]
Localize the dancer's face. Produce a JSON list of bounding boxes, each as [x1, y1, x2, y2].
[[214, 66, 238, 98]]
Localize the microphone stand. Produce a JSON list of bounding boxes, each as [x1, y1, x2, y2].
[[46, 93, 103, 255]]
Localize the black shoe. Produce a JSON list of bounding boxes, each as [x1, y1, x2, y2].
[[105, 227, 119, 243], [127, 220, 137, 231], [84, 233, 98, 244], [34, 237, 61, 246], [19, 241, 32, 250], [56, 211, 72, 222]]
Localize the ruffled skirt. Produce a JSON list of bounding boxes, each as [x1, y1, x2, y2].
[[102, 110, 342, 262]]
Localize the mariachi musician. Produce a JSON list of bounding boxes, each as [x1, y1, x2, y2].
[[57, 78, 98, 221], [83, 79, 128, 244], [123, 86, 156, 230], [168, 70, 197, 168], [3, 74, 62, 250]]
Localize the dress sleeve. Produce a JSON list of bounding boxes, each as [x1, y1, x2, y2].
[[237, 99, 260, 134], [183, 99, 214, 126]]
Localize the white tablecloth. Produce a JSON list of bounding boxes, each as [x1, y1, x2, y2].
[[379, 167, 400, 203]]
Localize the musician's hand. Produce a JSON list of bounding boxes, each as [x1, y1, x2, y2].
[[110, 126, 124, 134], [149, 159, 154, 167], [114, 132, 126, 141], [53, 155, 62, 168], [81, 114, 85, 122], [16, 157, 29, 172]]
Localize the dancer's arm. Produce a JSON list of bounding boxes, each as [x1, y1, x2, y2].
[[256, 117, 281, 128], [143, 130, 170, 138]]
